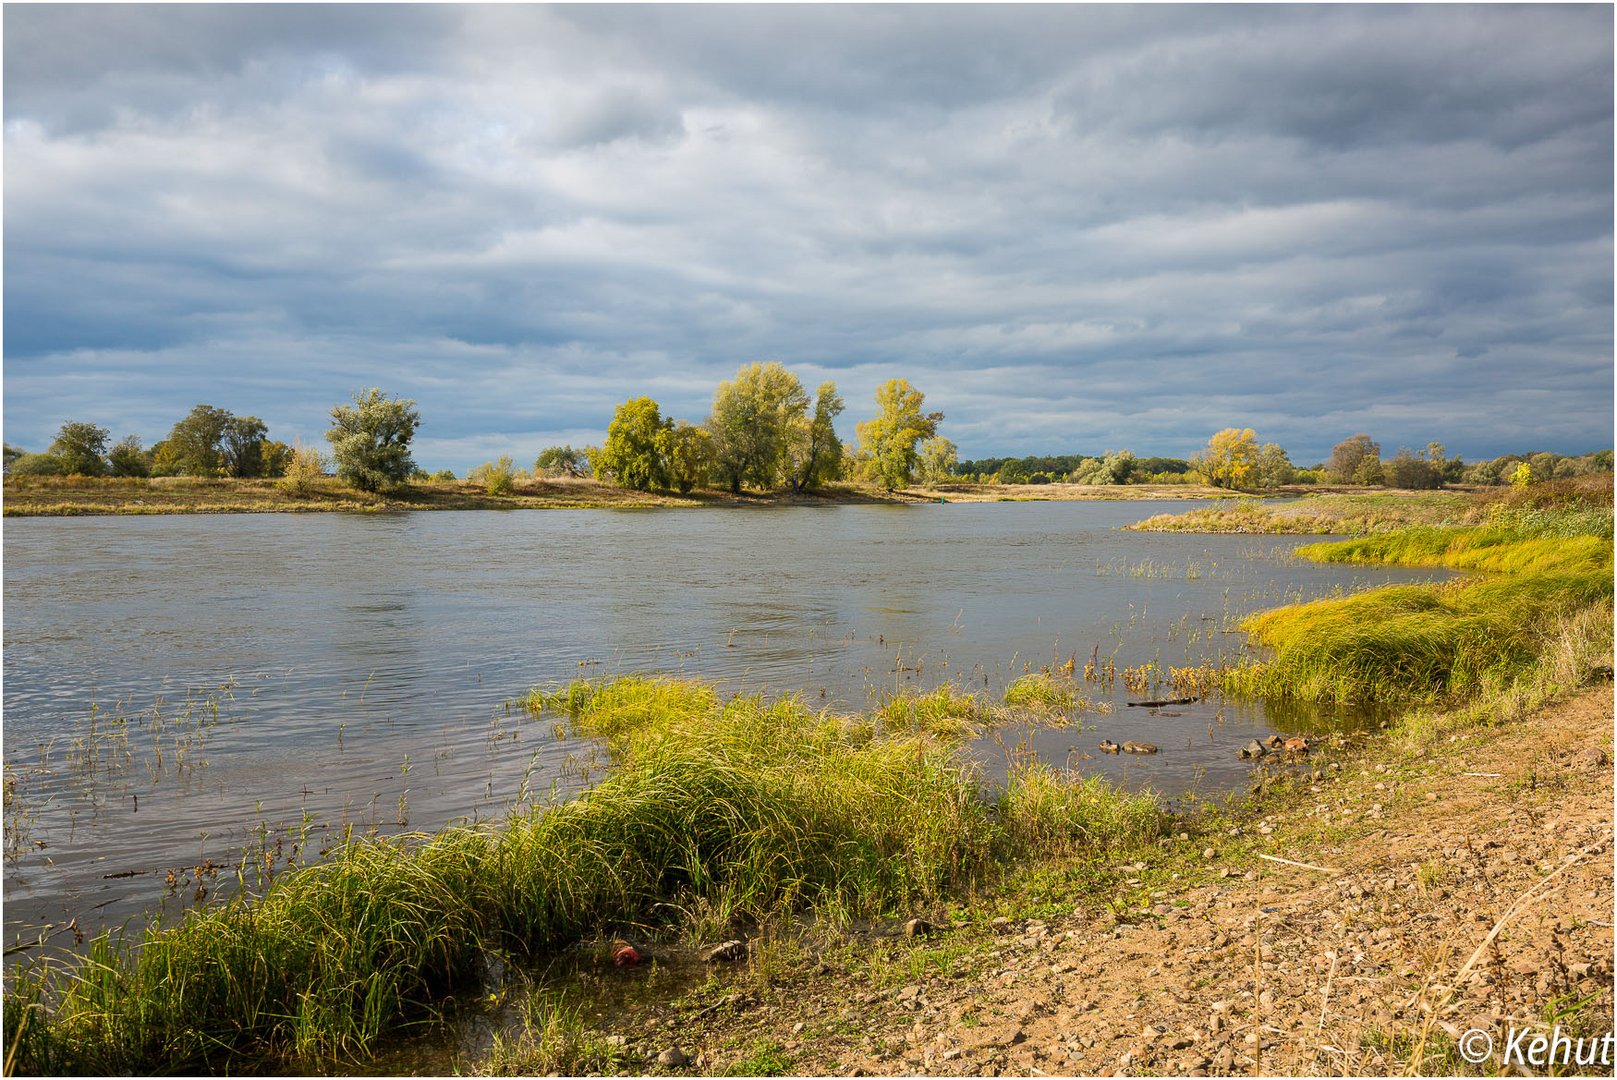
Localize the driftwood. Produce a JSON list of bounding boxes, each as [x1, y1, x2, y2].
[[1126, 696, 1197, 707]]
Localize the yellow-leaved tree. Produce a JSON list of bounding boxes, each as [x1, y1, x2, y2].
[[1193, 428, 1259, 489]]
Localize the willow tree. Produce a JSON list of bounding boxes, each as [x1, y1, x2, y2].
[[707, 362, 809, 492], [326, 388, 420, 492], [787, 382, 845, 492], [856, 379, 942, 490], [597, 396, 671, 491]]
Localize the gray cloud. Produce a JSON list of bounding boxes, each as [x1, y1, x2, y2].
[[4, 4, 1610, 471]]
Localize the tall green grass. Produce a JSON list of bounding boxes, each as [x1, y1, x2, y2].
[[4, 676, 1159, 1074], [1223, 503, 1613, 706]]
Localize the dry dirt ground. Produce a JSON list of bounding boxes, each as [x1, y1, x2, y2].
[[584, 689, 1615, 1077]]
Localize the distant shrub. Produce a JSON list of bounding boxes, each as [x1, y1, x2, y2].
[[277, 441, 328, 496], [470, 455, 516, 495]]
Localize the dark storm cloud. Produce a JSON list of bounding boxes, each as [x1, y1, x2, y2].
[[4, 4, 1610, 471]]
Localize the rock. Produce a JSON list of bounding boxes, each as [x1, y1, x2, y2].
[[1099, 739, 1122, 754], [1283, 736, 1309, 754], [613, 943, 642, 967], [605, 1035, 629, 1049], [657, 1047, 690, 1067], [1263, 734, 1285, 750], [1580, 747, 1609, 769], [904, 917, 935, 938], [1203, 847, 1217, 860], [896, 984, 922, 1004], [702, 940, 747, 963], [1122, 741, 1159, 755], [1239, 740, 1267, 759]]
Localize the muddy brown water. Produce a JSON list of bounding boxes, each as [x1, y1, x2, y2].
[[3, 502, 1452, 954]]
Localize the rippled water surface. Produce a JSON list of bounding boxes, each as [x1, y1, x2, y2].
[[3, 502, 1451, 946]]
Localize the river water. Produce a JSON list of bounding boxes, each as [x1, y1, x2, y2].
[[2, 501, 1450, 948]]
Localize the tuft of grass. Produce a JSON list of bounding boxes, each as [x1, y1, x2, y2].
[[1002, 672, 1078, 714], [475, 989, 628, 1076], [997, 763, 1164, 856]]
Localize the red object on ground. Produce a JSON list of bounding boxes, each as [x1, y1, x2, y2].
[[613, 945, 641, 967]]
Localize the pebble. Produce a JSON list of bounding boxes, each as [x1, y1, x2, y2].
[[657, 1047, 690, 1067]]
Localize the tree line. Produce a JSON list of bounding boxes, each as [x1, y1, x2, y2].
[[8, 388, 1608, 497], [5, 389, 424, 493]]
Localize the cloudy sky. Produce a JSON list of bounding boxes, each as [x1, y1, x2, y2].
[[5, 4, 1611, 471]]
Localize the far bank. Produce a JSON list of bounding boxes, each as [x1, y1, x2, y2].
[[1, 476, 1245, 517]]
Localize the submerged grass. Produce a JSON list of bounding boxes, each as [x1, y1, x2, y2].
[[4, 677, 1159, 1074]]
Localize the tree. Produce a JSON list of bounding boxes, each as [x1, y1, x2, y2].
[[1352, 455, 1384, 486], [220, 415, 269, 478], [326, 388, 421, 492], [597, 397, 671, 491], [1326, 434, 1380, 485], [107, 435, 150, 477], [707, 362, 810, 492], [48, 422, 110, 476], [9, 452, 64, 476], [1192, 428, 1258, 489], [917, 436, 959, 487], [1385, 448, 1441, 489], [856, 379, 942, 490], [4, 443, 27, 474], [787, 382, 845, 492], [535, 445, 588, 477], [1252, 443, 1295, 489], [663, 421, 714, 494], [166, 404, 234, 476], [260, 440, 294, 479]]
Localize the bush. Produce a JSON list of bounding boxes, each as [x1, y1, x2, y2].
[[277, 441, 328, 496], [470, 455, 517, 496]]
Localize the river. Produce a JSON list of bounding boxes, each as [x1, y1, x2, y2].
[[2, 501, 1450, 948]]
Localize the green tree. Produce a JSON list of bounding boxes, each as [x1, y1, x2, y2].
[[3, 443, 27, 474], [1352, 455, 1385, 486], [260, 440, 294, 479], [220, 415, 269, 478], [1192, 428, 1258, 489], [534, 445, 588, 477], [707, 362, 810, 493], [1385, 447, 1441, 490], [165, 405, 235, 476], [856, 379, 942, 490], [597, 397, 671, 491], [107, 435, 150, 477], [663, 421, 715, 494], [48, 422, 110, 476], [1326, 434, 1380, 485], [9, 452, 64, 476], [917, 436, 959, 487], [1252, 442, 1295, 489], [788, 382, 845, 492], [325, 388, 421, 492]]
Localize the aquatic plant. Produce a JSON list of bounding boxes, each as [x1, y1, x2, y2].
[[1002, 673, 1077, 714]]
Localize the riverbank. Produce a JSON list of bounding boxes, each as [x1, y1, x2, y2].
[[1, 475, 1239, 516], [487, 686, 1612, 1077]]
